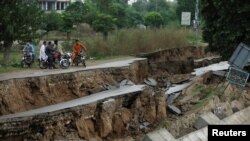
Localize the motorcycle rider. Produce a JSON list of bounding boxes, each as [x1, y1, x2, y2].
[[54, 40, 64, 55], [45, 41, 56, 69], [71, 39, 87, 65], [23, 42, 33, 60], [23, 42, 32, 54]]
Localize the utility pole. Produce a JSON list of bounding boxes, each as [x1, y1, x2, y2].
[[194, 0, 199, 29]]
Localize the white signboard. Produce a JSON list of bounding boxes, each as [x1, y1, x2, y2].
[[181, 12, 191, 26]]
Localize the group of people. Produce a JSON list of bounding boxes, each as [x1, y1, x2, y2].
[[23, 39, 87, 69], [38, 39, 87, 69]]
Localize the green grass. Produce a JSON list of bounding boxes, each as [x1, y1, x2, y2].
[[0, 50, 39, 73]]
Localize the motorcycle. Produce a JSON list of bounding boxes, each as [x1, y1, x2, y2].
[[20, 50, 33, 68], [39, 52, 70, 69], [73, 51, 86, 67]]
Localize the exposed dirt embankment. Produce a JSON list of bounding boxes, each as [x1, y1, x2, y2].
[[0, 88, 167, 141], [140, 46, 219, 74], [0, 46, 230, 141], [0, 46, 214, 116], [0, 60, 148, 115]]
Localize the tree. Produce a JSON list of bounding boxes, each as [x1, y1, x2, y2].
[[92, 13, 115, 40], [93, 0, 113, 13], [201, 0, 250, 59], [42, 12, 63, 35], [144, 12, 164, 28], [109, 3, 127, 28], [176, 0, 196, 23], [65, 1, 89, 24], [0, 0, 42, 65], [132, 0, 148, 15], [125, 7, 144, 27], [147, 0, 169, 12]]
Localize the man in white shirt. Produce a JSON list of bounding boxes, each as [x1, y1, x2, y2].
[[39, 41, 48, 61]]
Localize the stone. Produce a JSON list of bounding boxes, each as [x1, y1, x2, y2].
[[140, 122, 150, 129], [89, 135, 103, 141], [102, 99, 116, 118], [155, 92, 167, 119], [75, 117, 95, 139], [65, 132, 80, 140], [113, 114, 125, 136], [213, 102, 233, 119], [231, 100, 244, 113], [144, 103, 156, 123], [119, 79, 135, 87], [121, 108, 132, 124], [194, 112, 220, 129], [98, 112, 113, 138]]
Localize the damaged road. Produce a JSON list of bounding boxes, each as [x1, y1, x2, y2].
[[1, 46, 249, 141]]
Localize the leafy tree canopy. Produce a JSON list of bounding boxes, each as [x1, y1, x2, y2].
[[42, 12, 63, 32], [144, 12, 164, 28], [0, 0, 42, 64], [92, 13, 115, 40], [201, 0, 250, 59], [65, 1, 89, 24]]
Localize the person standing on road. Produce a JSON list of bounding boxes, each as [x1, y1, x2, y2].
[[71, 39, 87, 65]]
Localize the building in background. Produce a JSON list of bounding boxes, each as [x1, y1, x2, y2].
[[38, 0, 78, 12]]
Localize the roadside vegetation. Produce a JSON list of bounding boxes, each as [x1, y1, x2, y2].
[[0, 0, 203, 73]]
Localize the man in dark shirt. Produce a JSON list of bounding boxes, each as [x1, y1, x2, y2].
[[45, 41, 56, 69]]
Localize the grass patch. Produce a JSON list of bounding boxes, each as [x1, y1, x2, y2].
[[191, 84, 223, 110]]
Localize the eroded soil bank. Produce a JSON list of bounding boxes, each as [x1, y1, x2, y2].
[[1, 46, 249, 141], [0, 46, 210, 115]]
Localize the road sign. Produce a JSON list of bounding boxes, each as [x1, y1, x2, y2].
[[226, 67, 249, 87], [181, 12, 191, 26]]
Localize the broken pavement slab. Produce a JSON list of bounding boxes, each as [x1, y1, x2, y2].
[[144, 78, 157, 86], [142, 106, 250, 141], [165, 82, 193, 95], [142, 128, 176, 141], [0, 85, 145, 121], [194, 112, 220, 129], [167, 92, 181, 105], [168, 104, 182, 115]]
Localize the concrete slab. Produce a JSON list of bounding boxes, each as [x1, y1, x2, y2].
[[194, 112, 220, 129], [142, 128, 176, 141], [0, 85, 145, 120]]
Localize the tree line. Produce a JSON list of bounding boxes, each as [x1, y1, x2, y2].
[[2, 0, 247, 65], [1, 0, 181, 65]]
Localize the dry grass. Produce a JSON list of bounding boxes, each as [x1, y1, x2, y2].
[[84, 28, 200, 59]]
